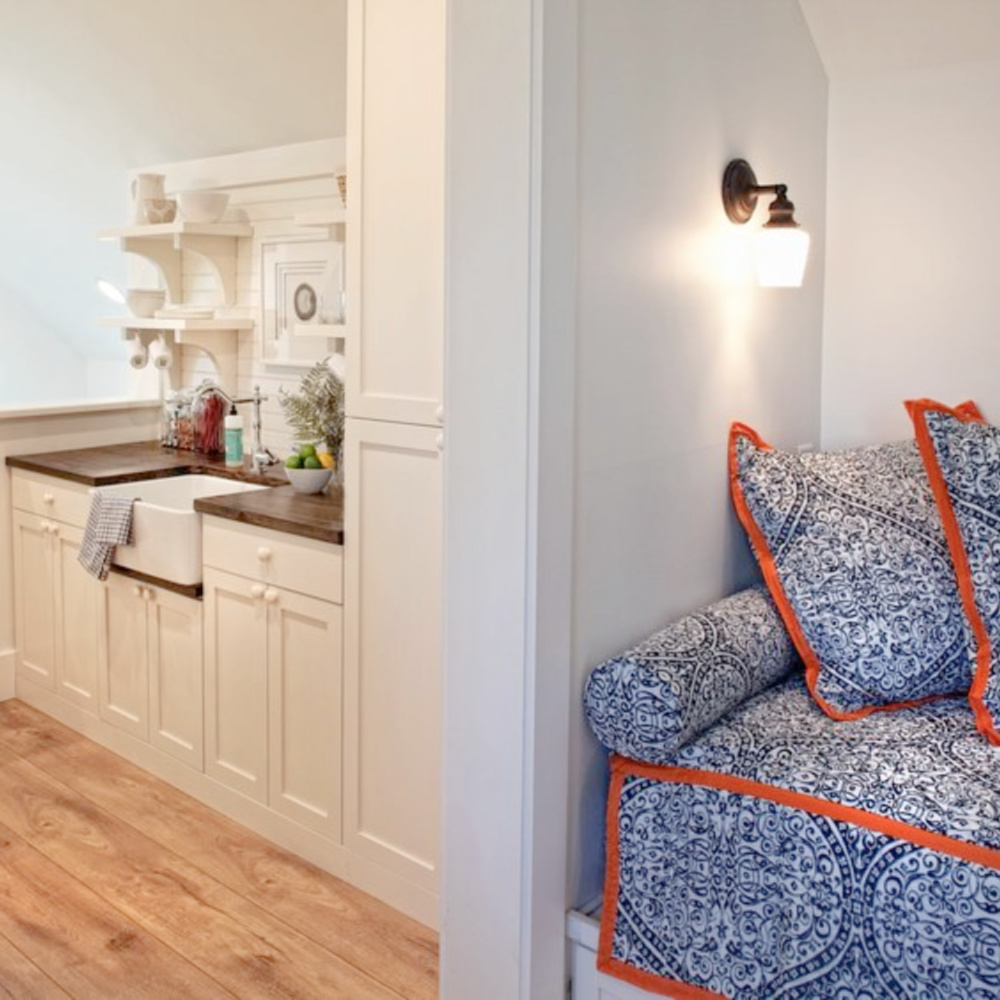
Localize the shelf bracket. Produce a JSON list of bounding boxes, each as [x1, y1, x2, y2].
[[176, 234, 240, 305], [120, 237, 183, 303]]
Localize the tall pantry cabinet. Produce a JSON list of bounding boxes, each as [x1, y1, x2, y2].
[[343, 0, 444, 907]]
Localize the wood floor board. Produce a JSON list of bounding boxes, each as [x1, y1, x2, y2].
[[0, 813, 232, 999], [0, 700, 439, 999], [0, 930, 74, 1000], [0, 701, 438, 1000]]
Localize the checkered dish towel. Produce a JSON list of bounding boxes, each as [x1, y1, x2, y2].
[[79, 493, 136, 581]]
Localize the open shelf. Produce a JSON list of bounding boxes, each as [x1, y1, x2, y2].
[[100, 316, 254, 332], [98, 222, 252, 305], [98, 222, 253, 240]]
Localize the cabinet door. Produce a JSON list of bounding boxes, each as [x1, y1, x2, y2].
[[203, 568, 268, 802], [99, 575, 148, 739], [346, 0, 445, 426], [148, 588, 203, 770], [343, 418, 441, 888], [53, 524, 100, 711], [12, 511, 56, 690], [267, 587, 342, 840]]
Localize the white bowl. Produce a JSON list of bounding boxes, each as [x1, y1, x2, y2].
[[126, 288, 166, 318], [285, 466, 333, 494], [176, 190, 229, 223]]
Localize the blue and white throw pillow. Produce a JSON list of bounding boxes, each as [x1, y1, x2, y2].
[[729, 422, 970, 720], [909, 398, 1000, 744], [583, 586, 798, 764]]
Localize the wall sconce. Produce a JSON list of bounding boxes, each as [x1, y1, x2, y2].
[[722, 158, 810, 288]]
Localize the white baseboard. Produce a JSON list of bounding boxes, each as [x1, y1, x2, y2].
[[0, 650, 15, 701]]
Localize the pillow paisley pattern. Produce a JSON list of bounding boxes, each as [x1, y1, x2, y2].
[[909, 399, 1000, 744], [583, 586, 798, 762], [600, 676, 1000, 999], [730, 423, 970, 719]]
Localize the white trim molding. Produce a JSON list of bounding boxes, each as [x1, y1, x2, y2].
[[0, 650, 15, 701], [441, 0, 578, 996]]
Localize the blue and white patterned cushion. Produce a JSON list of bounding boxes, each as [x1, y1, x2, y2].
[[602, 675, 1000, 999], [910, 400, 1000, 744], [730, 423, 971, 719], [607, 778, 1000, 999], [583, 586, 798, 763]]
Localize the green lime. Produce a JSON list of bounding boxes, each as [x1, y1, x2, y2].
[[303, 456, 322, 469], [298, 443, 318, 459], [285, 454, 303, 469]]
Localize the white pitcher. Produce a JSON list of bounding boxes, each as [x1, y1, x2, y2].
[[130, 172, 166, 225]]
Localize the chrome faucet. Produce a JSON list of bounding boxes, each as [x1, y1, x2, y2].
[[242, 385, 278, 474]]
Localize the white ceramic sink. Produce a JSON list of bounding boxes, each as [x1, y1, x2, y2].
[[93, 475, 269, 586]]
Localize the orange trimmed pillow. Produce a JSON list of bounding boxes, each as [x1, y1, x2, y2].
[[729, 421, 970, 720], [907, 398, 1000, 744]]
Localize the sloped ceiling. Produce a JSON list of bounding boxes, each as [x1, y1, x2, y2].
[[0, 0, 346, 370], [799, 0, 1000, 79]]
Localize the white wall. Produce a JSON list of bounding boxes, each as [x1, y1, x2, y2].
[[822, 57, 1000, 448], [0, 284, 87, 404], [568, 0, 829, 905], [0, 0, 346, 405]]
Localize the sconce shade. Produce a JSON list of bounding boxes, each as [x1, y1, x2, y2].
[[753, 226, 810, 287], [722, 158, 810, 287]]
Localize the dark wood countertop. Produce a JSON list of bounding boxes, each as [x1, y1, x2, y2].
[[195, 483, 343, 545], [6, 441, 343, 545]]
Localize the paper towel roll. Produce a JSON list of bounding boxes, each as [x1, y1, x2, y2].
[[149, 334, 172, 370], [126, 335, 148, 369]]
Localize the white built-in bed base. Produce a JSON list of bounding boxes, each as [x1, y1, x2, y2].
[[567, 901, 676, 1000]]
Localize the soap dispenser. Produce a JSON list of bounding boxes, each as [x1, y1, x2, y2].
[[224, 405, 244, 468]]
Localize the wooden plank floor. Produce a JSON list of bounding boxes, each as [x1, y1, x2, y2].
[[0, 700, 438, 999]]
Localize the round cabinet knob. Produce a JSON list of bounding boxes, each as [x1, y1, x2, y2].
[[264, 588, 279, 604], [144, 587, 155, 602], [250, 584, 266, 599], [435, 405, 444, 425], [49, 524, 59, 537], [42, 493, 54, 505], [133, 585, 143, 598], [435, 433, 444, 452], [257, 546, 272, 562]]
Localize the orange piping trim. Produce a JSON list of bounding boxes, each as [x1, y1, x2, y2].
[[612, 755, 1000, 871], [906, 398, 1000, 745], [728, 422, 940, 722]]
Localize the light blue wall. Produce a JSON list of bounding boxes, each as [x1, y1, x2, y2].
[[569, 0, 829, 904]]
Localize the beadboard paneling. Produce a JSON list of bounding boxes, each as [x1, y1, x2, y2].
[[140, 141, 346, 458]]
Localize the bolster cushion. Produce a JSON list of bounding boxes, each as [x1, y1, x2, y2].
[[583, 586, 798, 765]]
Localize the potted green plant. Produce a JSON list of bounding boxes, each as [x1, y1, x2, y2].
[[279, 361, 345, 473]]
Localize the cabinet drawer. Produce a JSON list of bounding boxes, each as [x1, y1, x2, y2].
[[11, 471, 92, 528], [203, 518, 343, 604]]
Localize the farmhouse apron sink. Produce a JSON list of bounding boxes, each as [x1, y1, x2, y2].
[[92, 474, 269, 586]]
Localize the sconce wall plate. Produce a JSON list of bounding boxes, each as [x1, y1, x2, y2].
[[722, 159, 761, 224]]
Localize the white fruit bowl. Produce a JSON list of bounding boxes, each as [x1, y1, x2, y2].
[[176, 190, 229, 223], [285, 467, 333, 494], [126, 288, 166, 318]]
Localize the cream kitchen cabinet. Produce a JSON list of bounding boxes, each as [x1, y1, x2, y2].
[[11, 472, 100, 711], [203, 520, 343, 841], [346, 0, 444, 427], [342, 418, 441, 892], [98, 575, 203, 769]]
